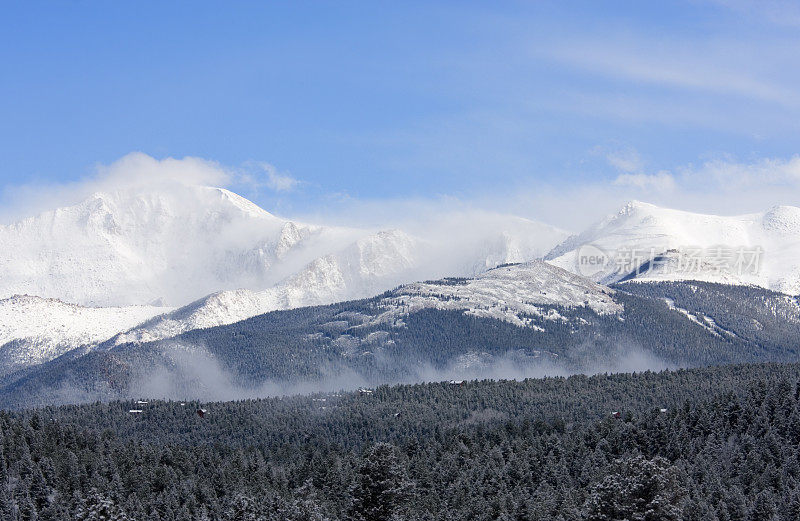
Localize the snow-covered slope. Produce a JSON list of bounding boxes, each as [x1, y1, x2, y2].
[[546, 202, 800, 294], [374, 260, 622, 328], [0, 295, 171, 375], [110, 229, 420, 344]]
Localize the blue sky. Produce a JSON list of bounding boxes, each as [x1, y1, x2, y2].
[[2, 1, 800, 227]]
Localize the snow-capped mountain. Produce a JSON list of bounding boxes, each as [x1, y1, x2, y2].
[[546, 201, 800, 294], [0, 183, 567, 363], [0, 295, 171, 375]]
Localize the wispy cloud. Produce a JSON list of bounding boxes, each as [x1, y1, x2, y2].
[[95, 152, 232, 188], [239, 162, 300, 193], [614, 172, 676, 192], [552, 40, 800, 108], [0, 154, 307, 224], [680, 155, 800, 187], [4, 150, 800, 240], [595, 145, 676, 194], [605, 148, 644, 174], [327, 151, 800, 230], [0, 152, 234, 223]]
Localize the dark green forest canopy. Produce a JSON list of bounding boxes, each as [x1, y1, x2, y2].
[[9, 362, 799, 448], [3, 363, 800, 519]]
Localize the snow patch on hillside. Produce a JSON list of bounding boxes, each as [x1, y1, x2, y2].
[[369, 260, 622, 328]]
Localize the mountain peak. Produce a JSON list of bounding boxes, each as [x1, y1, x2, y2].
[[211, 187, 281, 221], [0, 184, 294, 307], [619, 200, 659, 214]]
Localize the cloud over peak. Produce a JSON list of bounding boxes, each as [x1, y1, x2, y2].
[[0, 153, 306, 224], [94, 152, 232, 190]]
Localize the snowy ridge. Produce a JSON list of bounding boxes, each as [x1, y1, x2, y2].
[[0, 295, 171, 374], [369, 260, 622, 329], [110, 289, 282, 345], [546, 201, 800, 294]]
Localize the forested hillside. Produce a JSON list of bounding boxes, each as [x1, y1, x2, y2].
[[617, 280, 800, 350], [3, 280, 800, 408], [2, 363, 800, 519]]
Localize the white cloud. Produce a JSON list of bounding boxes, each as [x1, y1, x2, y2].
[[235, 162, 301, 194], [597, 146, 675, 194], [682, 155, 800, 187], [710, 0, 800, 28], [294, 152, 800, 233], [4, 150, 800, 240], [94, 152, 231, 189], [538, 26, 800, 135], [606, 148, 644, 174], [552, 40, 800, 108], [0, 153, 306, 224], [614, 171, 676, 192], [593, 144, 645, 175], [0, 153, 233, 223], [259, 163, 300, 192]]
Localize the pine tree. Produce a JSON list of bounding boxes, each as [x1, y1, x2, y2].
[[0, 486, 15, 520], [780, 488, 800, 521], [74, 489, 129, 521], [14, 486, 38, 521], [222, 495, 264, 521], [749, 491, 779, 521], [583, 455, 684, 521], [349, 443, 415, 521], [29, 467, 50, 512], [281, 480, 331, 521]]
